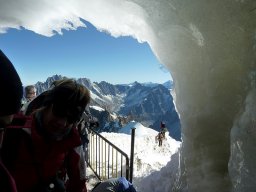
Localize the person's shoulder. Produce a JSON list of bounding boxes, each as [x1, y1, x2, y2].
[[7, 113, 33, 128], [4, 114, 34, 139]]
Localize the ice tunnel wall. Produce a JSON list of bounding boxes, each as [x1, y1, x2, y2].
[[132, 1, 256, 191]]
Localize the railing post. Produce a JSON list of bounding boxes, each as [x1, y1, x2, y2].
[[130, 127, 136, 183]]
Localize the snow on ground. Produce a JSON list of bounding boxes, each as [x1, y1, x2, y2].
[[87, 121, 181, 192]]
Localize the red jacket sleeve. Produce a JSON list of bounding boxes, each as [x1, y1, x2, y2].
[[65, 146, 87, 192]]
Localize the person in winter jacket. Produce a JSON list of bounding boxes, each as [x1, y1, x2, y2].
[[24, 85, 37, 102], [1, 78, 90, 192], [155, 132, 164, 147], [0, 50, 23, 192], [91, 177, 137, 192], [160, 121, 168, 138], [20, 85, 37, 114]]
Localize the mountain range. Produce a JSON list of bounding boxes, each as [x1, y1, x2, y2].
[[34, 75, 181, 141]]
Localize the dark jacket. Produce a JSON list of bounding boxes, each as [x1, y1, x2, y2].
[[1, 114, 87, 192]]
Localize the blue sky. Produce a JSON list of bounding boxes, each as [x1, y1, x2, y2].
[[0, 21, 171, 86]]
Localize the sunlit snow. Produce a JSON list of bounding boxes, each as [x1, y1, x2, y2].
[[96, 121, 181, 191]]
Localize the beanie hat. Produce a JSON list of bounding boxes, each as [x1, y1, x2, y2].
[[0, 50, 23, 116]]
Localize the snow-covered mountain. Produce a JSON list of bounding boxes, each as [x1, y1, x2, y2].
[[35, 75, 181, 141], [162, 80, 173, 90]]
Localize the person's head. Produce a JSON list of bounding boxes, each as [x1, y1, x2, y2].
[[0, 50, 23, 126], [40, 79, 90, 140], [0, 50, 23, 145], [25, 85, 37, 101]]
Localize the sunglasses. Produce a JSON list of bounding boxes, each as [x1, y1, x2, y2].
[[51, 104, 83, 124]]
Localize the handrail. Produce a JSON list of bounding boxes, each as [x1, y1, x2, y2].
[[86, 127, 130, 182]]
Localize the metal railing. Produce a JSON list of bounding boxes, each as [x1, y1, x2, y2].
[[86, 127, 134, 182]]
